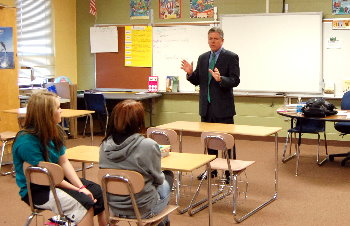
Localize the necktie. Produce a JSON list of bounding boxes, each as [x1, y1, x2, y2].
[[208, 52, 216, 103]]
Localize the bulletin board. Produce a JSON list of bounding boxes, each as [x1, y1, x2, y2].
[[95, 26, 151, 89]]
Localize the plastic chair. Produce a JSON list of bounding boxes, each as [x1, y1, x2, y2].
[[188, 132, 254, 220], [329, 91, 350, 166], [83, 92, 109, 136], [282, 117, 328, 176], [98, 168, 178, 226], [0, 131, 16, 176], [23, 162, 72, 226]]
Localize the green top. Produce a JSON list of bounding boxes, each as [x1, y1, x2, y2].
[[12, 132, 66, 198]]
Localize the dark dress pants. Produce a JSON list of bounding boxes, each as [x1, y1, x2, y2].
[[201, 102, 236, 159]]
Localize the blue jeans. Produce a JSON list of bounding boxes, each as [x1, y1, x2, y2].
[[144, 179, 171, 224]]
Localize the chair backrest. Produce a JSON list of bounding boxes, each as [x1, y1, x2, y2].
[[23, 162, 66, 219], [98, 169, 145, 224], [201, 132, 234, 152], [98, 169, 144, 195], [84, 92, 107, 114], [23, 161, 64, 186], [146, 127, 178, 151], [295, 118, 325, 131], [341, 91, 350, 110]]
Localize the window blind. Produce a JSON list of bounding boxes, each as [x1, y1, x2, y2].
[[16, 0, 54, 85]]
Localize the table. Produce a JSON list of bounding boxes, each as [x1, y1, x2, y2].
[[277, 109, 350, 174], [157, 121, 281, 224], [66, 145, 99, 178], [66, 145, 216, 225], [78, 91, 161, 126], [2, 108, 95, 144]]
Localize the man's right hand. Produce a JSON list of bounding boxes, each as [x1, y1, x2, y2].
[[181, 59, 193, 75]]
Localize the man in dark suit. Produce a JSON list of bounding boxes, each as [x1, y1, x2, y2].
[[181, 27, 240, 180]]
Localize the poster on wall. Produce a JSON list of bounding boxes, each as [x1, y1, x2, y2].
[[190, 0, 214, 18], [90, 26, 119, 53], [125, 26, 152, 67], [333, 0, 350, 15], [130, 0, 151, 19], [0, 27, 14, 69], [159, 0, 181, 19]]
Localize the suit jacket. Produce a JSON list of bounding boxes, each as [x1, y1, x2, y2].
[[187, 48, 240, 118]]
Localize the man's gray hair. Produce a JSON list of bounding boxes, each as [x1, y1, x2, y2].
[[208, 27, 224, 39]]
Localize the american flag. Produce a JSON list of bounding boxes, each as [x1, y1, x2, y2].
[[89, 0, 96, 16]]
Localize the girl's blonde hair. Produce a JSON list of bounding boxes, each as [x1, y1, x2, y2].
[[23, 91, 64, 160]]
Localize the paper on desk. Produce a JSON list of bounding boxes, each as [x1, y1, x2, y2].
[[337, 111, 348, 116]]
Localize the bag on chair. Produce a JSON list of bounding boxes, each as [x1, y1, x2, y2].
[[301, 97, 337, 117]]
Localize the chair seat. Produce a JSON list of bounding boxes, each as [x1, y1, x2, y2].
[[334, 122, 350, 134], [211, 158, 255, 172], [111, 205, 178, 225], [288, 127, 324, 133], [0, 131, 17, 141]]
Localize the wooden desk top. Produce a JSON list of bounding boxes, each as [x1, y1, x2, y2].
[[3, 108, 94, 118], [157, 121, 281, 137], [66, 145, 99, 163], [161, 152, 216, 172], [277, 109, 350, 122], [66, 145, 215, 172]]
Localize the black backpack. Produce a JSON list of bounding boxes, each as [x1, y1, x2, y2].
[[301, 97, 337, 117]]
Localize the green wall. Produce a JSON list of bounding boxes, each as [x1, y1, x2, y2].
[[76, 0, 350, 141]]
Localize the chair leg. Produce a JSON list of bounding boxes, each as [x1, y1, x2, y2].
[[295, 132, 302, 176], [105, 115, 109, 137], [0, 140, 15, 176], [317, 132, 328, 166], [24, 213, 36, 226], [232, 174, 238, 216]]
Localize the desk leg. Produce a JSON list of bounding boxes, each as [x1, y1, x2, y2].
[[295, 120, 303, 176], [179, 130, 183, 153], [88, 114, 94, 146], [282, 118, 297, 163], [233, 133, 279, 223], [82, 162, 86, 179], [149, 99, 153, 126], [208, 163, 213, 226], [175, 130, 183, 209]]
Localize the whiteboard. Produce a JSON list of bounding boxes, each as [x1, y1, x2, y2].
[[221, 13, 323, 94], [323, 21, 350, 97], [152, 25, 210, 92]]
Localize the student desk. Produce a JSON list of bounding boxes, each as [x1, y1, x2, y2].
[[2, 108, 95, 143], [66, 145, 216, 225], [156, 121, 282, 223], [78, 91, 161, 126]]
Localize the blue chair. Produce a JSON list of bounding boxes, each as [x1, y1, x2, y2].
[[83, 92, 109, 136], [282, 117, 328, 176], [329, 91, 350, 166]]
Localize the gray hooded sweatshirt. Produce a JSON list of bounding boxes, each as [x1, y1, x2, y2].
[[99, 133, 165, 217]]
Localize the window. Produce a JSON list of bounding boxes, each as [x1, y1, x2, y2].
[[16, 0, 54, 85]]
